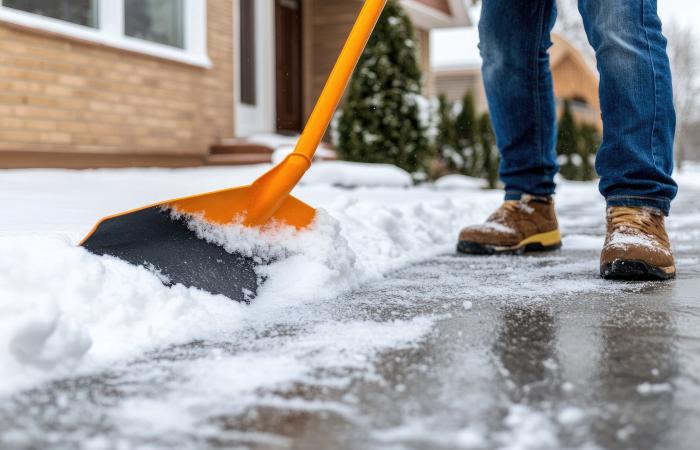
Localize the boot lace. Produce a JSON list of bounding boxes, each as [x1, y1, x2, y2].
[[486, 201, 534, 231], [609, 207, 667, 243], [501, 201, 522, 214]]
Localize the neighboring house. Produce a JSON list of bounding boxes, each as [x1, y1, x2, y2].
[[432, 29, 602, 130], [0, 0, 470, 169]]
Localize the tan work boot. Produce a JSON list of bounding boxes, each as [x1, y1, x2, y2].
[[600, 207, 676, 280], [457, 195, 562, 255]]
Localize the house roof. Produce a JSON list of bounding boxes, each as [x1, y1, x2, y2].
[[400, 0, 472, 29], [431, 28, 597, 78], [414, 0, 452, 15], [431, 26, 481, 70], [549, 34, 598, 81]]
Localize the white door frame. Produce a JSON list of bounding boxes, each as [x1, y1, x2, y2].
[[233, 0, 276, 137]]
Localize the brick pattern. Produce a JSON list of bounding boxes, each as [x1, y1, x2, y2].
[[304, 0, 432, 118], [0, 0, 233, 163], [304, 0, 362, 117]]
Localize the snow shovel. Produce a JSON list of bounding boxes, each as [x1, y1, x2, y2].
[[80, 0, 387, 302]]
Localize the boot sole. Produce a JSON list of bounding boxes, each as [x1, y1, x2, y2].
[[457, 230, 562, 256], [600, 260, 676, 281]]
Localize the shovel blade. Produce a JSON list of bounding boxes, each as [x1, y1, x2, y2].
[[81, 186, 316, 302], [168, 184, 316, 228]]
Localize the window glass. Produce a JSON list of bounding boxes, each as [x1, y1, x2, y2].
[[3, 0, 98, 28], [125, 0, 184, 48], [239, 0, 256, 105]]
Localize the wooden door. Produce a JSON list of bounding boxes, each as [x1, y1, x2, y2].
[[275, 0, 303, 133]]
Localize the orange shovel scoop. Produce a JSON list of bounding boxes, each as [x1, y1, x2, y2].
[[80, 0, 387, 302]]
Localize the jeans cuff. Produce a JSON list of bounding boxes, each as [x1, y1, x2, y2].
[[505, 190, 553, 201], [606, 195, 671, 216]]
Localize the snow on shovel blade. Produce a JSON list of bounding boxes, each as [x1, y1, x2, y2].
[[80, 0, 386, 303], [81, 206, 259, 303], [80, 184, 315, 303]]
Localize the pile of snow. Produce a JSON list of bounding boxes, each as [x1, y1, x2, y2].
[[374, 421, 487, 449], [0, 234, 247, 395], [247, 133, 337, 162], [0, 164, 500, 395], [434, 174, 488, 190], [245, 133, 300, 150], [301, 161, 413, 188]]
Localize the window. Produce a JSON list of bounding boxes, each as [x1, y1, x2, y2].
[[0, 0, 209, 67], [239, 0, 256, 105], [125, 0, 184, 49], [3, 0, 98, 28]]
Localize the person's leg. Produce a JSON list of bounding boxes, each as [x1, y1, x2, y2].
[[457, 0, 561, 256], [578, 0, 677, 215], [479, 0, 558, 199], [579, 0, 677, 280]]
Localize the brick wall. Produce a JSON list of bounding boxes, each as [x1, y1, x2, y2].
[[303, 0, 360, 117], [303, 0, 433, 118], [0, 0, 233, 168]]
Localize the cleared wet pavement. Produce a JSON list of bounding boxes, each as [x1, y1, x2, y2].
[[1, 188, 700, 450]]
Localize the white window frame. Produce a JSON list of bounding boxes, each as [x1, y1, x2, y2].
[[0, 0, 211, 67], [233, 0, 275, 136]]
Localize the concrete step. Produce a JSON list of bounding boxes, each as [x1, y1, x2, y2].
[[207, 138, 274, 166], [210, 143, 274, 156], [205, 153, 272, 166], [207, 137, 338, 166]]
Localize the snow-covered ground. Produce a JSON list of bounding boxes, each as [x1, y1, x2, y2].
[[0, 163, 502, 396], [2, 162, 700, 449]]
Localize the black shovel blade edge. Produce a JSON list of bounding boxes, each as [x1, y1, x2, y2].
[[81, 207, 259, 303]]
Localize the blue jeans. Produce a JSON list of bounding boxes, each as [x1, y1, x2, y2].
[[479, 0, 677, 215]]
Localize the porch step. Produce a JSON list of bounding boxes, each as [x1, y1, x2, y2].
[[205, 153, 273, 166], [205, 137, 339, 166], [210, 142, 274, 156], [206, 139, 274, 166]]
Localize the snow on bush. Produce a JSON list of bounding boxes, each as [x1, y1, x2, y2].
[[336, 0, 431, 176]]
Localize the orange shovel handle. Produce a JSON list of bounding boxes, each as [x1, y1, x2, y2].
[[243, 0, 386, 226], [295, 0, 387, 161]]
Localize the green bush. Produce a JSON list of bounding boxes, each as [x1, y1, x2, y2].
[[434, 93, 459, 172], [557, 100, 579, 180], [433, 91, 498, 187], [455, 90, 479, 175], [337, 0, 430, 177], [433, 96, 602, 186], [556, 100, 601, 181], [478, 113, 499, 189], [434, 90, 480, 177], [578, 124, 600, 181]]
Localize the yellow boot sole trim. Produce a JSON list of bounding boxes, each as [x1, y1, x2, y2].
[[493, 229, 563, 252], [518, 229, 562, 248]]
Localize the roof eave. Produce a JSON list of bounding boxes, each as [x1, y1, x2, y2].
[[433, 64, 482, 74], [400, 0, 472, 29]]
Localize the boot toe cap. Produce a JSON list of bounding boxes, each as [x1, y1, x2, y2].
[[600, 240, 675, 271], [458, 225, 519, 247]]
